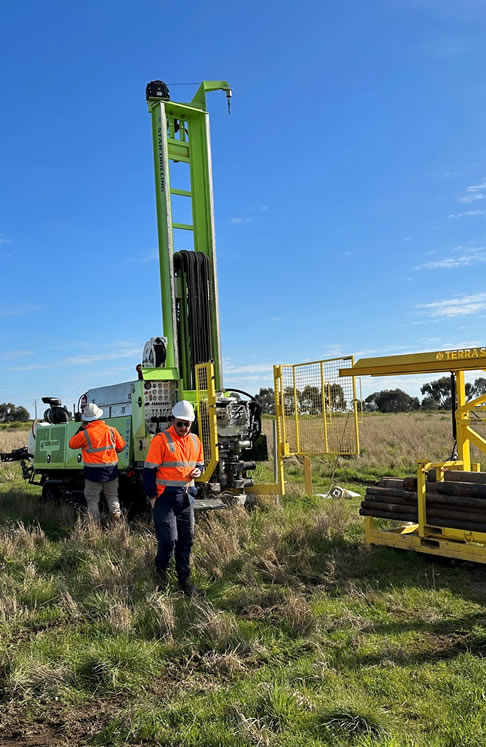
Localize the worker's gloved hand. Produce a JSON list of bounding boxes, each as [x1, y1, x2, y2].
[[189, 467, 201, 478], [148, 496, 157, 509]]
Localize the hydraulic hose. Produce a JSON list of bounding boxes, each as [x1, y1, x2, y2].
[[174, 251, 212, 389]]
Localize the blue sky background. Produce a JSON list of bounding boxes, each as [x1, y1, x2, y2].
[[1, 0, 486, 416]]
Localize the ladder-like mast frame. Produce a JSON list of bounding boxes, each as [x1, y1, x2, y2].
[[147, 81, 230, 390]]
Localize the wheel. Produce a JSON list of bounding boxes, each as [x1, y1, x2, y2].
[[41, 481, 61, 503]]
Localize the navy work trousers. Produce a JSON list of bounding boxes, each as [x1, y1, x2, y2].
[[152, 490, 195, 581]]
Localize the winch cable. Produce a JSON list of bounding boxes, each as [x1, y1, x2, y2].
[[175, 251, 212, 389]]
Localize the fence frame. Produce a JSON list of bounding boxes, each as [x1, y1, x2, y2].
[[195, 362, 219, 483]]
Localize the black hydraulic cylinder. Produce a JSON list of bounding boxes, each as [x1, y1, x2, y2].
[[451, 372, 457, 442], [234, 460, 256, 473]]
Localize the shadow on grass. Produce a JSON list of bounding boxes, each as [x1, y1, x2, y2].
[[358, 608, 486, 666], [321, 543, 486, 669], [357, 626, 486, 669], [0, 487, 81, 539], [334, 541, 486, 598], [0, 486, 152, 541]]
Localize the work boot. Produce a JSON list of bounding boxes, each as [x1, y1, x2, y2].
[[111, 511, 122, 523], [178, 578, 206, 598]]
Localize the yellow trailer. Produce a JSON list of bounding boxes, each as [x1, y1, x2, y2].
[[341, 346, 486, 564]]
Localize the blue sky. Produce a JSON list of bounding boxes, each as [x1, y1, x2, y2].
[[1, 0, 486, 416]]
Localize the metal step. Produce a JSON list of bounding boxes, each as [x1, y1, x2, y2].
[[193, 498, 228, 511]]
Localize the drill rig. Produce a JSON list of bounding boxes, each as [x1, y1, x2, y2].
[[15, 80, 266, 512]]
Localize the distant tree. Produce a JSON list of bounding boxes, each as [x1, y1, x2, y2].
[[255, 388, 275, 415], [326, 383, 346, 411], [421, 377, 454, 409], [299, 385, 321, 415], [283, 386, 300, 415], [471, 377, 486, 398], [0, 403, 13, 421], [420, 376, 486, 408], [421, 395, 439, 411], [365, 389, 420, 413], [0, 402, 30, 422], [12, 406, 30, 422]]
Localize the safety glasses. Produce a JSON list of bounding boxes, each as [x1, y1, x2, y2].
[[175, 420, 191, 429]]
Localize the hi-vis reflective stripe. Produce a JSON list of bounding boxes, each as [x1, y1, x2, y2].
[[83, 427, 116, 454], [163, 429, 176, 453], [158, 460, 197, 468], [156, 478, 195, 487], [83, 461, 118, 468]]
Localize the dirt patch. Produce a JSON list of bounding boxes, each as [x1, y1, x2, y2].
[[0, 697, 122, 746]]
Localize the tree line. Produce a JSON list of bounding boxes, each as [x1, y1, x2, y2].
[[255, 385, 347, 415], [254, 377, 486, 414], [5, 377, 486, 421], [0, 402, 30, 423]]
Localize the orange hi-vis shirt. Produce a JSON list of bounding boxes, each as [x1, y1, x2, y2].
[[144, 425, 204, 497], [69, 420, 126, 482]]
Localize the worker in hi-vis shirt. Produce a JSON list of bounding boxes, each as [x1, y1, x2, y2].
[[143, 400, 204, 597], [69, 402, 126, 522]]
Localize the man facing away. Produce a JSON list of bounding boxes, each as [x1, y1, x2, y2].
[[69, 402, 126, 522], [143, 400, 204, 597]]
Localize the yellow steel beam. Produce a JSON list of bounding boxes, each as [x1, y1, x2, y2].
[[195, 362, 218, 483], [273, 365, 286, 494], [320, 361, 329, 453], [366, 525, 486, 563], [456, 391, 486, 413], [340, 346, 486, 378], [456, 371, 471, 471], [303, 456, 313, 496]]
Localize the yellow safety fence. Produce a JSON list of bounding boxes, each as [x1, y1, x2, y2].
[[274, 357, 360, 456], [195, 362, 219, 482]]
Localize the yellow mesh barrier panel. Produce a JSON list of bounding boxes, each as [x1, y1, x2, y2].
[[277, 357, 359, 455], [195, 362, 218, 481]]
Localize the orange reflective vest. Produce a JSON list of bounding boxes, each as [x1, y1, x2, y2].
[[69, 420, 126, 481], [144, 425, 204, 497]]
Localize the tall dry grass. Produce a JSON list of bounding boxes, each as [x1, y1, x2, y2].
[[357, 412, 486, 472], [3, 450, 486, 745], [0, 428, 29, 452], [262, 412, 486, 478]]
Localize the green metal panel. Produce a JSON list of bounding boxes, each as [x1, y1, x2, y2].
[[35, 417, 132, 471], [141, 367, 180, 381], [131, 381, 145, 439], [149, 101, 178, 372], [113, 417, 132, 468], [35, 424, 79, 470]]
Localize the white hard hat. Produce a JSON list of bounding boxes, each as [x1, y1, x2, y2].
[[82, 402, 104, 421], [172, 400, 195, 422]]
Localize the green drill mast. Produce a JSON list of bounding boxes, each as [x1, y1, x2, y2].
[[8, 79, 266, 512], [145, 80, 232, 393]]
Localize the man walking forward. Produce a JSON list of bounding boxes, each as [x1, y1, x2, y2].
[[143, 400, 204, 597], [69, 402, 126, 522]]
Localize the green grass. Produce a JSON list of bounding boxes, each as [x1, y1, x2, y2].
[[0, 420, 31, 431], [2, 415, 486, 744]]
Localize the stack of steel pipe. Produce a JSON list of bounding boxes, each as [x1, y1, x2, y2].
[[359, 471, 486, 532]]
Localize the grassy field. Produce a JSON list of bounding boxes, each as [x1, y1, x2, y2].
[[1, 413, 486, 745]]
